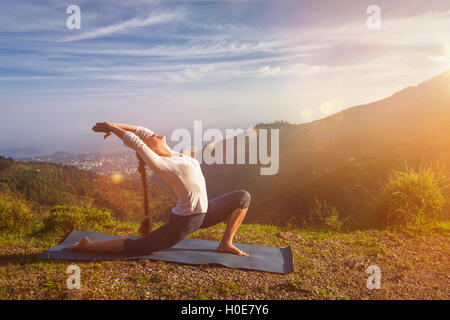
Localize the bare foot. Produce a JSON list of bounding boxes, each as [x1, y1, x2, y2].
[[217, 242, 249, 256], [69, 237, 91, 252]]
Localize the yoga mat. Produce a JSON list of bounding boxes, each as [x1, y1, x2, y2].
[[38, 230, 294, 274]]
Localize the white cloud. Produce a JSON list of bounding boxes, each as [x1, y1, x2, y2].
[[319, 101, 334, 115], [319, 99, 343, 115], [167, 65, 216, 81], [427, 55, 450, 65], [64, 39, 283, 58], [290, 63, 326, 75], [301, 108, 313, 121], [258, 66, 281, 78], [0, 76, 74, 81], [257, 63, 326, 79], [63, 12, 180, 42]]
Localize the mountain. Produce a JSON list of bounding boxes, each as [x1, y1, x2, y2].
[[0, 146, 44, 158], [0, 156, 176, 220], [2, 70, 449, 228], [201, 70, 450, 226]]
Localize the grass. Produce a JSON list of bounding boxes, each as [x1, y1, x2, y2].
[[371, 165, 447, 227], [2, 161, 449, 299], [0, 220, 449, 300]]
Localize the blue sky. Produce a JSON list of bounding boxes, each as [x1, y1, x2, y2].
[[1, 0, 450, 154]]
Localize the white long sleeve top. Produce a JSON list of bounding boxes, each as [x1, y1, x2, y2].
[[122, 126, 208, 216]]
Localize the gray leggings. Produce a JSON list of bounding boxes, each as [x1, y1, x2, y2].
[[123, 189, 251, 253]]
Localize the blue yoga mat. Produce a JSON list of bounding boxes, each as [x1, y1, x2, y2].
[[38, 230, 294, 274]]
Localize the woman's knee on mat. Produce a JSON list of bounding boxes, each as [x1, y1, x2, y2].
[[122, 213, 204, 254], [236, 189, 251, 209], [122, 230, 185, 254]]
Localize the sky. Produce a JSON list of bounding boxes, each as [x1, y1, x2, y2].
[[1, 0, 450, 155]]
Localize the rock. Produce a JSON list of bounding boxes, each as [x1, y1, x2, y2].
[[137, 258, 155, 268], [344, 260, 365, 271], [345, 260, 356, 269], [355, 263, 366, 271], [137, 258, 148, 266], [277, 232, 302, 241], [297, 284, 316, 294], [389, 274, 405, 282], [64, 289, 83, 300], [277, 232, 289, 240]]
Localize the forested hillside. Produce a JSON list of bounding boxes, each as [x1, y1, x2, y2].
[[2, 72, 450, 229], [202, 70, 450, 227], [0, 156, 176, 221]]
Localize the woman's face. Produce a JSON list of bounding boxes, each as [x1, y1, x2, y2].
[[145, 133, 167, 154]]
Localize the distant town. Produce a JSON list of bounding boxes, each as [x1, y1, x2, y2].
[[20, 151, 151, 180]]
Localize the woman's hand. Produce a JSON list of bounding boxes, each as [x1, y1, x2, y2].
[[92, 121, 115, 139]]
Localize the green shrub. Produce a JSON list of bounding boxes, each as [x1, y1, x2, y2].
[[301, 197, 346, 231], [371, 166, 446, 227], [0, 156, 14, 171], [0, 192, 34, 235], [0, 182, 10, 194], [43, 205, 116, 235]]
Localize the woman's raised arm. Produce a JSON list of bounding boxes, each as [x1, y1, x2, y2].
[[111, 123, 156, 141], [92, 122, 156, 140], [92, 121, 127, 140], [92, 122, 166, 172], [112, 122, 138, 133]]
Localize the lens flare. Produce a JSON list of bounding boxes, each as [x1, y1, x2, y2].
[[111, 172, 123, 184]]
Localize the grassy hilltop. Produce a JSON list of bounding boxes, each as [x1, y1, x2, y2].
[[0, 220, 448, 300], [2, 68, 450, 300], [0, 157, 449, 300]]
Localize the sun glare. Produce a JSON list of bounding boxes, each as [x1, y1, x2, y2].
[[442, 43, 450, 68], [111, 172, 123, 184]]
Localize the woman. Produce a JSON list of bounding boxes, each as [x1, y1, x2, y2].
[[69, 121, 250, 256]]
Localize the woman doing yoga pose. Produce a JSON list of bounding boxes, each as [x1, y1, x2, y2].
[[69, 121, 250, 256]]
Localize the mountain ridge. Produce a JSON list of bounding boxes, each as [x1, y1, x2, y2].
[[201, 69, 450, 226]]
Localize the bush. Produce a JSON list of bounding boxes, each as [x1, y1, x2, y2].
[[0, 182, 10, 194], [0, 156, 14, 171], [301, 197, 346, 231], [371, 166, 446, 227], [0, 192, 34, 235], [43, 205, 116, 235]]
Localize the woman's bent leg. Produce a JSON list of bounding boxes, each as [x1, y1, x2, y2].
[[200, 190, 251, 256], [70, 213, 206, 254], [123, 213, 205, 254], [69, 190, 251, 255], [69, 237, 126, 252], [200, 190, 251, 228], [217, 207, 249, 256]]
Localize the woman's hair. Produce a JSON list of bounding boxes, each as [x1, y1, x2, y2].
[[139, 217, 151, 236], [137, 152, 152, 236]]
